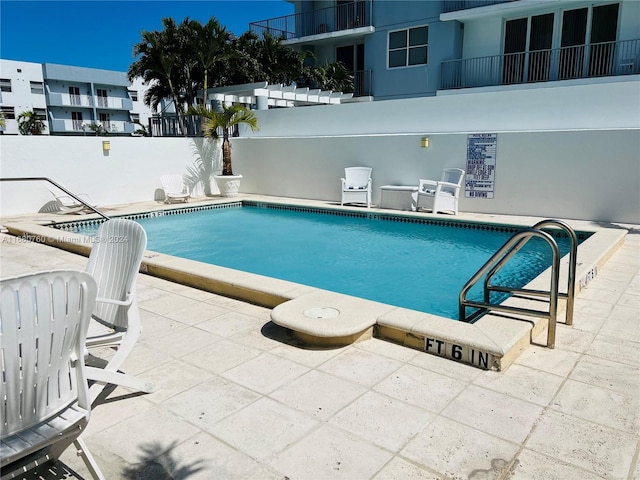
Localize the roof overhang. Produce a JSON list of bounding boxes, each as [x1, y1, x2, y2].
[[207, 82, 353, 107]]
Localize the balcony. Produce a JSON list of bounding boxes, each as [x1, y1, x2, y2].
[[441, 39, 640, 90], [250, 1, 373, 42], [442, 0, 515, 13], [48, 93, 93, 108], [50, 119, 134, 135]]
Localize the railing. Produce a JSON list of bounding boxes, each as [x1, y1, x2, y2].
[[353, 70, 372, 97], [250, 0, 372, 40], [0, 177, 109, 220], [441, 39, 640, 90], [149, 115, 203, 137], [459, 220, 579, 349], [442, 0, 514, 13], [61, 120, 131, 134]]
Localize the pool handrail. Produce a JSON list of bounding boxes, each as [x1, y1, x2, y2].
[[0, 177, 110, 220], [483, 219, 577, 326], [459, 228, 561, 349]]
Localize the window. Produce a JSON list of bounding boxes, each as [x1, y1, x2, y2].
[[30, 81, 44, 94], [388, 26, 428, 68], [128, 90, 138, 102], [131, 113, 140, 122], [0, 106, 15, 119], [0, 78, 11, 92], [33, 108, 47, 120]]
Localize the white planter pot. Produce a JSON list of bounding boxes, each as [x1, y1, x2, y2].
[[214, 174, 243, 197]]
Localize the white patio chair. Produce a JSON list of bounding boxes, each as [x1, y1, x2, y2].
[[84, 218, 156, 401], [160, 174, 190, 203], [341, 167, 372, 208], [416, 168, 465, 215], [0, 270, 105, 479]]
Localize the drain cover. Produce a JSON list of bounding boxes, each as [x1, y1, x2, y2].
[[304, 307, 340, 319]]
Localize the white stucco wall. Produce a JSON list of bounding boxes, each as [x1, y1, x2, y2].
[[1, 80, 638, 224]]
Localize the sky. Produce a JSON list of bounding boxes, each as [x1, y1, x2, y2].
[[0, 0, 294, 71]]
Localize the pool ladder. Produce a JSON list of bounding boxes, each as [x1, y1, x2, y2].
[[459, 219, 577, 348]]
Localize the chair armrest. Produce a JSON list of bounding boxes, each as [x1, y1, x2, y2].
[[418, 179, 438, 194], [95, 293, 133, 307], [437, 181, 460, 189]]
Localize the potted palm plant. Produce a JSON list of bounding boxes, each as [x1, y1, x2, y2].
[[189, 103, 259, 196], [17, 110, 47, 135]]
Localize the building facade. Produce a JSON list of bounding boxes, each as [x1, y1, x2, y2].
[[0, 59, 155, 135], [250, 0, 640, 100]]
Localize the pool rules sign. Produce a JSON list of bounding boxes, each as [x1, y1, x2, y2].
[[466, 133, 497, 199]]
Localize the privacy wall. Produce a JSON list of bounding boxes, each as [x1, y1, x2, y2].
[[1, 81, 638, 224]]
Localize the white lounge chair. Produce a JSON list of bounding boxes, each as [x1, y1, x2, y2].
[[341, 167, 372, 208], [0, 270, 105, 479], [160, 174, 190, 203], [416, 168, 465, 215], [39, 189, 97, 214], [84, 218, 156, 401]]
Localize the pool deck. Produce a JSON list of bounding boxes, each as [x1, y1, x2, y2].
[[1, 196, 639, 479]]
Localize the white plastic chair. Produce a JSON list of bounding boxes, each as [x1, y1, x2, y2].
[[341, 167, 372, 208], [84, 218, 156, 400], [0, 270, 105, 479], [416, 168, 465, 215], [160, 174, 190, 203]]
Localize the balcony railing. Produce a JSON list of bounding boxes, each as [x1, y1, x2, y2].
[[58, 119, 133, 134], [441, 39, 640, 90], [442, 0, 515, 13], [149, 115, 203, 137], [250, 0, 372, 40]]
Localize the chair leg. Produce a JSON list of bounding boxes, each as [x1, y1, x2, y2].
[[73, 437, 106, 480], [86, 366, 157, 397]]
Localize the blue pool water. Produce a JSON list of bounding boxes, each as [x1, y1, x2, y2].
[[70, 205, 577, 319]]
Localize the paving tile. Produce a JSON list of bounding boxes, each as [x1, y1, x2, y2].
[[137, 358, 214, 404], [355, 337, 422, 362], [526, 410, 637, 479], [269, 424, 393, 479], [318, 347, 404, 387], [570, 355, 640, 397], [535, 325, 595, 353], [268, 342, 347, 368], [229, 320, 293, 351], [181, 338, 262, 375], [162, 431, 260, 479], [372, 457, 445, 479], [513, 344, 580, 377], [163, 377, 261, 430], [138, 293, 198, 315], [196, 310, 264, 337], [599, 305, 640, 343], [163, 301, 230, 325], [373, 363, 467, 413], [152, 326, 223, 358], [511, 448, 606, 480], [441, 385, 544, 444], [551, 379, 640, 433], [472, 364, 565, 406], [208, 397, 319, 461], [401, 416, 519, 480], [269, 369, 367, 420], [84, 393, 154, 437], [222, 352, 310, 394], [89, 405, 201, 465], [587, 334, 640, 367], [328, 390, 435, 452], [119, 341, 173, 375]]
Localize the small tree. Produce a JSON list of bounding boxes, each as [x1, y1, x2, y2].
[[188, 104, 258, 176], [17, 110, 47, 135], [0, 112, 6, 129]]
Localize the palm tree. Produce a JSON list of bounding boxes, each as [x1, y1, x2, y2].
[[17, 110, 47, 135], [0, 112, 6, 129], [314, 61, 355, 93], [188, 104, 259, 176]]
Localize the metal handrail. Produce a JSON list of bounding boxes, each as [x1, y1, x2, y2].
[[0, 177, 110, 220], [484, 219, 577, 325], [459, 228, 560, 348]]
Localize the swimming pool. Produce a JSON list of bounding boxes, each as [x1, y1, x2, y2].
[[65, 203, 581, 320]]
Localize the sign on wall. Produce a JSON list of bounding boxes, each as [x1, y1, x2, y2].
[[466, 133, 497, 199]]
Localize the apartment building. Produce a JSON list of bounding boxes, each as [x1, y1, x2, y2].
[[250, 0, 640, 100], [0, 59, 155, 135]]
